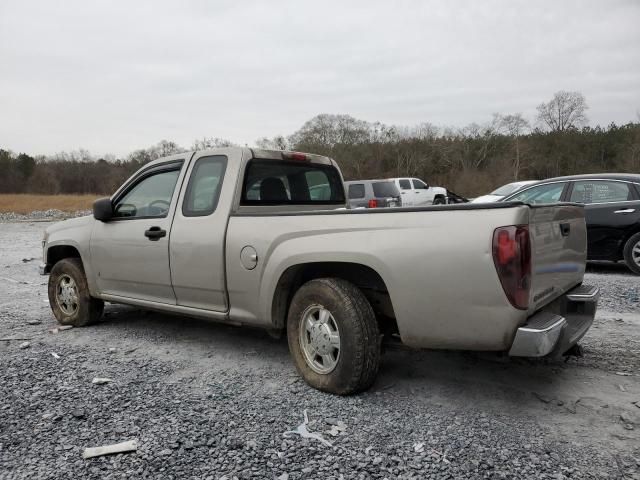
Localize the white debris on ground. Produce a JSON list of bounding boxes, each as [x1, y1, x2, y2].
[[91, 378, 113, 385], [82, 439, 138, 459], [283, 410, 333, 447]]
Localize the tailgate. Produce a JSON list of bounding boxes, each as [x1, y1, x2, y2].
[[528, 204, 587, 312]]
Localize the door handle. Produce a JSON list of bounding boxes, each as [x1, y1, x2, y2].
[[144, 226, 166, 241], [614, 208, 635, 214], [559, 223, 571, 237]]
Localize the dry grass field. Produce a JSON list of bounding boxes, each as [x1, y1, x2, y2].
[[0, 194, 98, 214]]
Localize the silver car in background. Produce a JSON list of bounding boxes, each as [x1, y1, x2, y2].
[[345, 180, 402, 208], [472, 180, 538, 203]]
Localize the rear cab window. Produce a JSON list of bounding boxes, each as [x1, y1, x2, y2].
[[241, 158, 345, 207]]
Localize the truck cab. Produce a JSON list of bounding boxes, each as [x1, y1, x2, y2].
[[391, 177, 448, 206]]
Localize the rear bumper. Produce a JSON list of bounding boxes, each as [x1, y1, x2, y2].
[[509, 284, 599, 357]]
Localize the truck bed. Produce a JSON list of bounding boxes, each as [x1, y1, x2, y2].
[[227, 201, 586, 351]]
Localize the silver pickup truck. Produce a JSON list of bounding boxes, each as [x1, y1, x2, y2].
[[41, 147, 599, 394]]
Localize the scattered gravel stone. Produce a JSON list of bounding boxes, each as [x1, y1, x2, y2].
[[0, 222, 638, 479], [18, 341, 30, 349]]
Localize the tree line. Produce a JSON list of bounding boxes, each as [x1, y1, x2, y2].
[[1, 91, 639, 197]]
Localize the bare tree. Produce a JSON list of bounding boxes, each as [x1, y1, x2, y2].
[[496, 113, 530, 180], [536, 91, 588, 132], [255, 135, 288, 150], [191, 137, 236, 150]]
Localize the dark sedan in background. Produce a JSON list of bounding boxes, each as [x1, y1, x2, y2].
[[502, 173, 640, 274]]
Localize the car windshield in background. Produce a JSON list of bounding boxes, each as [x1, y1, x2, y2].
[[372, 181, 399, 198], [491, 183, 523, 196], [241, 159, 345, 205]]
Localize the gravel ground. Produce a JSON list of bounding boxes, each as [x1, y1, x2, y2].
[[1, 222, 639, 479], [0, 209, 91, 223]]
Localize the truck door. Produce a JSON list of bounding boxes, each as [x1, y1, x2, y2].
[[397, 178, 413, 206], [567, 179, 640, 260], [169, 152, 233, 311], [90, 158, 185, 304], [412, 178, 433, 206]]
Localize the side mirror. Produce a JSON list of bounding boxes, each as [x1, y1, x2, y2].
[[93, 197, 113, 222]]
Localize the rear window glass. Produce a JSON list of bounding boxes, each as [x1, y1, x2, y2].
[[348, 184, 365, 199], [241, 159, 345, 205], [372, 181, 400, 198]]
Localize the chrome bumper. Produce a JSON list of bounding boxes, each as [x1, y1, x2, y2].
[[509, 285, 599, 357]]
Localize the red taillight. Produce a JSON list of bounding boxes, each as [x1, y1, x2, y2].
[[492, 225, 531, 310], [368, 199, 378, 208], [282, 152, 308, 161]]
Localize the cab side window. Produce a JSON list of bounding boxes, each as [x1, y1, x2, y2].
[[510, 183, 566, 205], [398, 179, 411, 189], [412, 179, 428, 189], [569, 181, 632, 204], [182, 156, 227, 216], [113, 168, 181, 219]]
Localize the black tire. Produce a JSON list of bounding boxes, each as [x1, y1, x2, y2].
[[287, 278, 380, 395], [433, 196, 446, 205], [48, 258, 104, 327], [623, 232, 640, 275]]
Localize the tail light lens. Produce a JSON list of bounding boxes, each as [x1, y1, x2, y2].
[[368, 199, 378, 208], [492, 225, 531, 310]]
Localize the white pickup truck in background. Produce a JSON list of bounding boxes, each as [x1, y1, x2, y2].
[[390, 177, 448, 206]]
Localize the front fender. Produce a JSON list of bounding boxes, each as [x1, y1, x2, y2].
[[44, 216, 98, 296]]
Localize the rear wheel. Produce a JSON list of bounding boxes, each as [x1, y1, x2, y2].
[[623, 232, 640, 275], [48, 258, 104, 326], [287, 278, 380, 395]]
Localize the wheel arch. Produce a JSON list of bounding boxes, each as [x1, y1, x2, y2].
[[620, 227, 640, 258], [46, 244, 82, 268], [270, 261, 397, 333]]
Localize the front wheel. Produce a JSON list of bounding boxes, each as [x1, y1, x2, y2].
[[433, 196, 446, 205], [287, 278, 380, 395], [623, 232, 640, 275], [48, 258, 104, 326]]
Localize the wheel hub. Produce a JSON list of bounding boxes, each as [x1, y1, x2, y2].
[[56, 275, 79, 316], [309, 322, 334, 355], [299, 305, 341, 374], [633, 240, 640, 267]]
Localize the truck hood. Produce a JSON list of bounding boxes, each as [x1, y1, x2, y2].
[[45, 214, 94, 237]]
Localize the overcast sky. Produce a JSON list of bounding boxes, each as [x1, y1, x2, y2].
[[1, 0, 639, 157]]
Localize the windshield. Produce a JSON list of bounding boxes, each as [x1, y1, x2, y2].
[[491, 182, 527, 196]]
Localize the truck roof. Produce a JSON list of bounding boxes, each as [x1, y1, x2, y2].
[[143, 147, 336, 170]]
